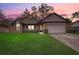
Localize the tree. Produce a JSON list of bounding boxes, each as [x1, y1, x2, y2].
[[38, 3, 54, 18], [0, 10, 10, 26], [0, 10, 5, 19], [21, 8, 30, 20], [30, 6, 37, 19], [70, 11, 79, 22], [31, 6, 37, 12], [65, 18, 72, 23], [0, 10, 4, 17], [20, 3, 54, 20], [72, 11, 79, 19]]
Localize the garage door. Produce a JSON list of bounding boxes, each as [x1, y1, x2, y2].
[[47, 23, 66, 33]]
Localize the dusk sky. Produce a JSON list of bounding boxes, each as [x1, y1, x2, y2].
[[0, 3, 79, 18]]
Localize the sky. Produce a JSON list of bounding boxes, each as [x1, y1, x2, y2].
[[0, 3, 79, 18]]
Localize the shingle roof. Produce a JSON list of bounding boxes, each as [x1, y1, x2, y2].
[[39, 13, 66, 23], [13, 12, 68, 25]]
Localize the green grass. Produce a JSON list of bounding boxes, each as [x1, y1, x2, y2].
[[0, 32, 78, 55]]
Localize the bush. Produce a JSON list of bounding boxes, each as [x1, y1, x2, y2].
[[43, 29, 48, 33], [23, 30, 38, 33], [22, 29, 48, 33], [66, 29, 76, 33]]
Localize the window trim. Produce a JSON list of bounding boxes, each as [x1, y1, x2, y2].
[[28, 25, 34, 30]]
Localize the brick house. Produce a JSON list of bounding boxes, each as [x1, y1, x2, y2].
[[8, 12, 70, 33], [0, 12, 71, 33]]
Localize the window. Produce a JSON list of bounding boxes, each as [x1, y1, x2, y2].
[[16, 23, 20, 32], [28, 25, 34, 30], [16, 21, 20, 26], [16, 24, 20, 26]]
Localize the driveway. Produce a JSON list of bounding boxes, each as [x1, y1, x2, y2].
[[50, 33, 79, 53]]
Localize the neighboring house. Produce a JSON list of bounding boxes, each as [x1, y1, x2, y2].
[[11, 12, 70, 33], [71, 20, 79, 33], [0, 18, 17, 32], [0, 19, 10, 32], [0, 25, 9, 32]]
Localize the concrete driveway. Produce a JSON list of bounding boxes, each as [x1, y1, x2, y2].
[[50, 33, 79, 53]]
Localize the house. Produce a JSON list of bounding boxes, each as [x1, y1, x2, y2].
[[11, 12, 70, 33], [0, 12, 71, 33], [38, 13, 69, 33], [0, 18, 11, 32], [71, 20, 79, 33]]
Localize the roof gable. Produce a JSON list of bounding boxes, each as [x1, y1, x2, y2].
[[40, 13, 66, 23]]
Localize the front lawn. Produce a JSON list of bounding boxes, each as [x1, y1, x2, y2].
[[0, 32, 78, 55]]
